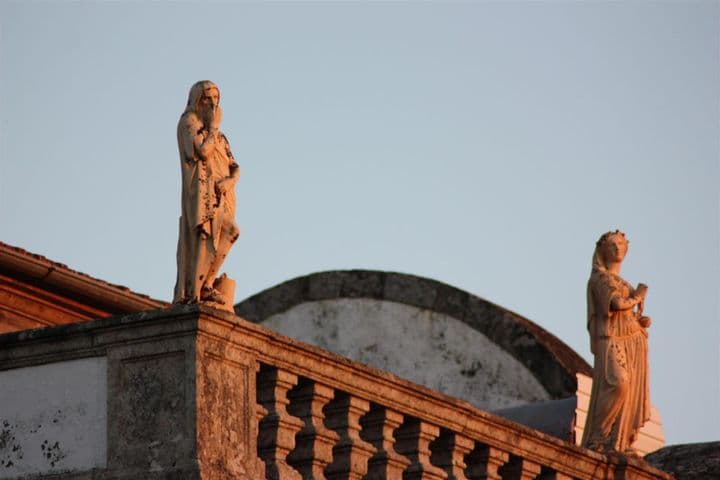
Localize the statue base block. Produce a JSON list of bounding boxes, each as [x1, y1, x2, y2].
[[204, 274, 236, 313]]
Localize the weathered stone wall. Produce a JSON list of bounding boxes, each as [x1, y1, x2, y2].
[[645, 442, 720, 480], [0, 357, 107, 478], [0, 314, 204, 479], [263, 298, 551, 410]]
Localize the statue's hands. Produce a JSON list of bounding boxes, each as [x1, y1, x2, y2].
[[633, 283, 648, 315], [633, 283, 648, 302], [215, 179, 228, 196], [210, 105, 222, 131]]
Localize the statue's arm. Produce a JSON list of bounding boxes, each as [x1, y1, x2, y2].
[[198, 129, 220, 160], [197, 106, 224, 160], [225, 162, 239, 189], [611, 281, 648, 311], [610, 296, 640, 311], [594, 274, 642, 312], [610, 287, 645, 311], [218, 136, 239, 186], [226, 139, 239, 183], [179, 113, 207, 163], [213, 136, 239, 196]]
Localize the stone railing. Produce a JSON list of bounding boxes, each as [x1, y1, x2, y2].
[[0, 307, 672, 480]]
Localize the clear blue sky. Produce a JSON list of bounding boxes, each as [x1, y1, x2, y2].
[[1, 2, 717, 446]]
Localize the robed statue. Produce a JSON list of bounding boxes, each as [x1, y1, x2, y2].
[[174, 80, 239, 311], [582, 231, 651, 454]]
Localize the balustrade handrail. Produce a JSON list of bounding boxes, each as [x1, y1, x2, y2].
[[0, 305, 673, 479], [199, 307, 671, 480]]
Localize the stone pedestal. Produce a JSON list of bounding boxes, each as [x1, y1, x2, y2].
[[0, 306, 261, 480], [206, 274, 236, 313]]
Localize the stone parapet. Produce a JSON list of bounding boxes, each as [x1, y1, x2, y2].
[[0, 307, 672, 480]]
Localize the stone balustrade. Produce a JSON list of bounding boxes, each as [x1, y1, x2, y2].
[[0, 306, 672, 480]]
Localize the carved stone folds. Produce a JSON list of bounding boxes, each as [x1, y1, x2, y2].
[[361, 404, 412, 479], [323, 392, 377, 480], [286, 378, 340, 479]]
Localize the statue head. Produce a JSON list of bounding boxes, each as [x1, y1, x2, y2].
[[185, 80, 221, 127], [592, 230, 629, 272]]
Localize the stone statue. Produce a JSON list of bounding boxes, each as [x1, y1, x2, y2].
[[582, 231, 651, 454], [173, 80, 239, 311]]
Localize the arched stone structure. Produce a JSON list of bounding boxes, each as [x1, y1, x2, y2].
[[236, 270, 591, 410]]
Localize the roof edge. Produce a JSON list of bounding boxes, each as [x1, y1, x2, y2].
[[0, 241, 168, 314]]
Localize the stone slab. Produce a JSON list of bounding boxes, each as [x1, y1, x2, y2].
[[0, 357, 107, 478]]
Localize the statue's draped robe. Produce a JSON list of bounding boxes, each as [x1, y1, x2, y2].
[[582, 269, 650, 452], [174, 103, 237, 303]]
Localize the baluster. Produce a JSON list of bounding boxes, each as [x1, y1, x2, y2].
[[361, 403, 411, 479], [324, 391, 377, 480], [255, 402, 269, 479], [286, 378, 339, 479], [499, 456, 542, 480], [257, 365, 304, 480], [464, 444, 508, 480], [430, 429, 474, 480], [394, 417, 448, 480]]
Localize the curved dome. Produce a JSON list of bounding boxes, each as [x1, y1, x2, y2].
[[235, 270, 591, 409]]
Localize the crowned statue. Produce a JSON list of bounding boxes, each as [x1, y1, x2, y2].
[[582, 231, 652, 455]]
